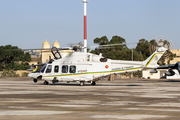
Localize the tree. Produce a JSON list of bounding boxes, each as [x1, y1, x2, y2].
[[132, 49, 144, 61], [135, 39, 150, 60], [158, 49, 176, 65], [91, 35, 130, 60], [0, 45, 31, 71], [91, 35, 146, 61], [109, 35, 126, 44], [94, 36, 109, 45], [91, 36, 175, 64]]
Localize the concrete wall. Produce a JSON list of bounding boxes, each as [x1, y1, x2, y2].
[[143, 70, 160, 79], [0, 70, 30, 77], [16, 70, 31, 77], [0, 71, 3, 77], [142, 69, 166, 79]]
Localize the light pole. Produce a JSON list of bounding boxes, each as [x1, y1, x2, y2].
[[132, 47, 133, 61], [83, 0, 88, 53], [131, 46, 135, 78]]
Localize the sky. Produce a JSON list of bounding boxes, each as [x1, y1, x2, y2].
[[0, 0, 180, 50]]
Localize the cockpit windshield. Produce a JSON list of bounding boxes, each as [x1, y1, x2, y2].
[[40, 64, 47, 73]]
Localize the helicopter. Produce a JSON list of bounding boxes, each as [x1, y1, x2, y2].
[[28, 0, 167, 85], [28, 46, 167, 86]]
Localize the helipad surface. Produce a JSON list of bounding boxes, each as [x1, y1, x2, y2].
[[0, 77, 180, 120]]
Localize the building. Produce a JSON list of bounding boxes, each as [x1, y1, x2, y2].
[[167, 49, 180, 64], [29, 40, 74, 65], [142, 49, 180, 79]]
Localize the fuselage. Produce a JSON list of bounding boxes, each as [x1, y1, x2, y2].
[[28, 47, 167, 85], [28, 52, 143, 82]]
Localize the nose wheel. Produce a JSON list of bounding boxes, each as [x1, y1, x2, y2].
[[33, 79, 38, 83]]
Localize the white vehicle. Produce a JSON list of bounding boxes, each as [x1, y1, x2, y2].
[[28, 47, 167, 86]]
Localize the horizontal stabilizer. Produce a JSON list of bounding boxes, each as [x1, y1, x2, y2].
[[157, 64, 176, 69], [150, 69, 158, 73], [157, 62, 180, 72]]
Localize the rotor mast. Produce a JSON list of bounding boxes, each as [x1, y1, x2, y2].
[[83, 0, 88, 53]]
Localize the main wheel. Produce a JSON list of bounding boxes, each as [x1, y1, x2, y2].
[[44, 81, 49, 85], [52, 81, 55, 84], [91, 81, 96, 86], [80, 81, 84, 86]]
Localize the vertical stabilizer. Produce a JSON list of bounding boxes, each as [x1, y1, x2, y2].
[[143, 47, 167, 68]]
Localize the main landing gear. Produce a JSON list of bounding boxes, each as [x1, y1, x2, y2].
[[91, 81, 96, 86], [80, 81, 85, 86], [79, 81, 96, 86], [44, 81, 49, 85]]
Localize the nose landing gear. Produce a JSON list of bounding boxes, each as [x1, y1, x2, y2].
[[33, 79, 38, 83]]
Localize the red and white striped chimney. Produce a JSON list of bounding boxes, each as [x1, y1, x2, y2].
[[83, 0, 88, 53]]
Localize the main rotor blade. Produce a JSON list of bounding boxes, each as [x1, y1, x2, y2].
[[90, 42, 137, 48]]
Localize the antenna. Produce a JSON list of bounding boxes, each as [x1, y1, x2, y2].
[[83, 0, 88, 53]]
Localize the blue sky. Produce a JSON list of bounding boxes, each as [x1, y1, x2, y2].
[[0, 0, 180, 49]]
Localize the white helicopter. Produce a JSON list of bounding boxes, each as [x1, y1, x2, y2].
[[28, 46, 167, 86]]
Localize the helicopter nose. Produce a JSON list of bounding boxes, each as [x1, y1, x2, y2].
[[28, 73, 32, 78]]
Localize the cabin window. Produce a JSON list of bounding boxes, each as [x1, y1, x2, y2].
[[54, 65, 59, 73], [70, 65, 76, 73], [100, 58, 107, 62], [46, 65, 52, 73], [62, 65, 68, 73]]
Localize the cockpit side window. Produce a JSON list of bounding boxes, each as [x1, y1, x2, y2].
[[46, 65, 52, 73], [54, 65, 59, 73], [62, 65, 68, 73], [40, 64, 47, 73], [70, 65, 76, 73]]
